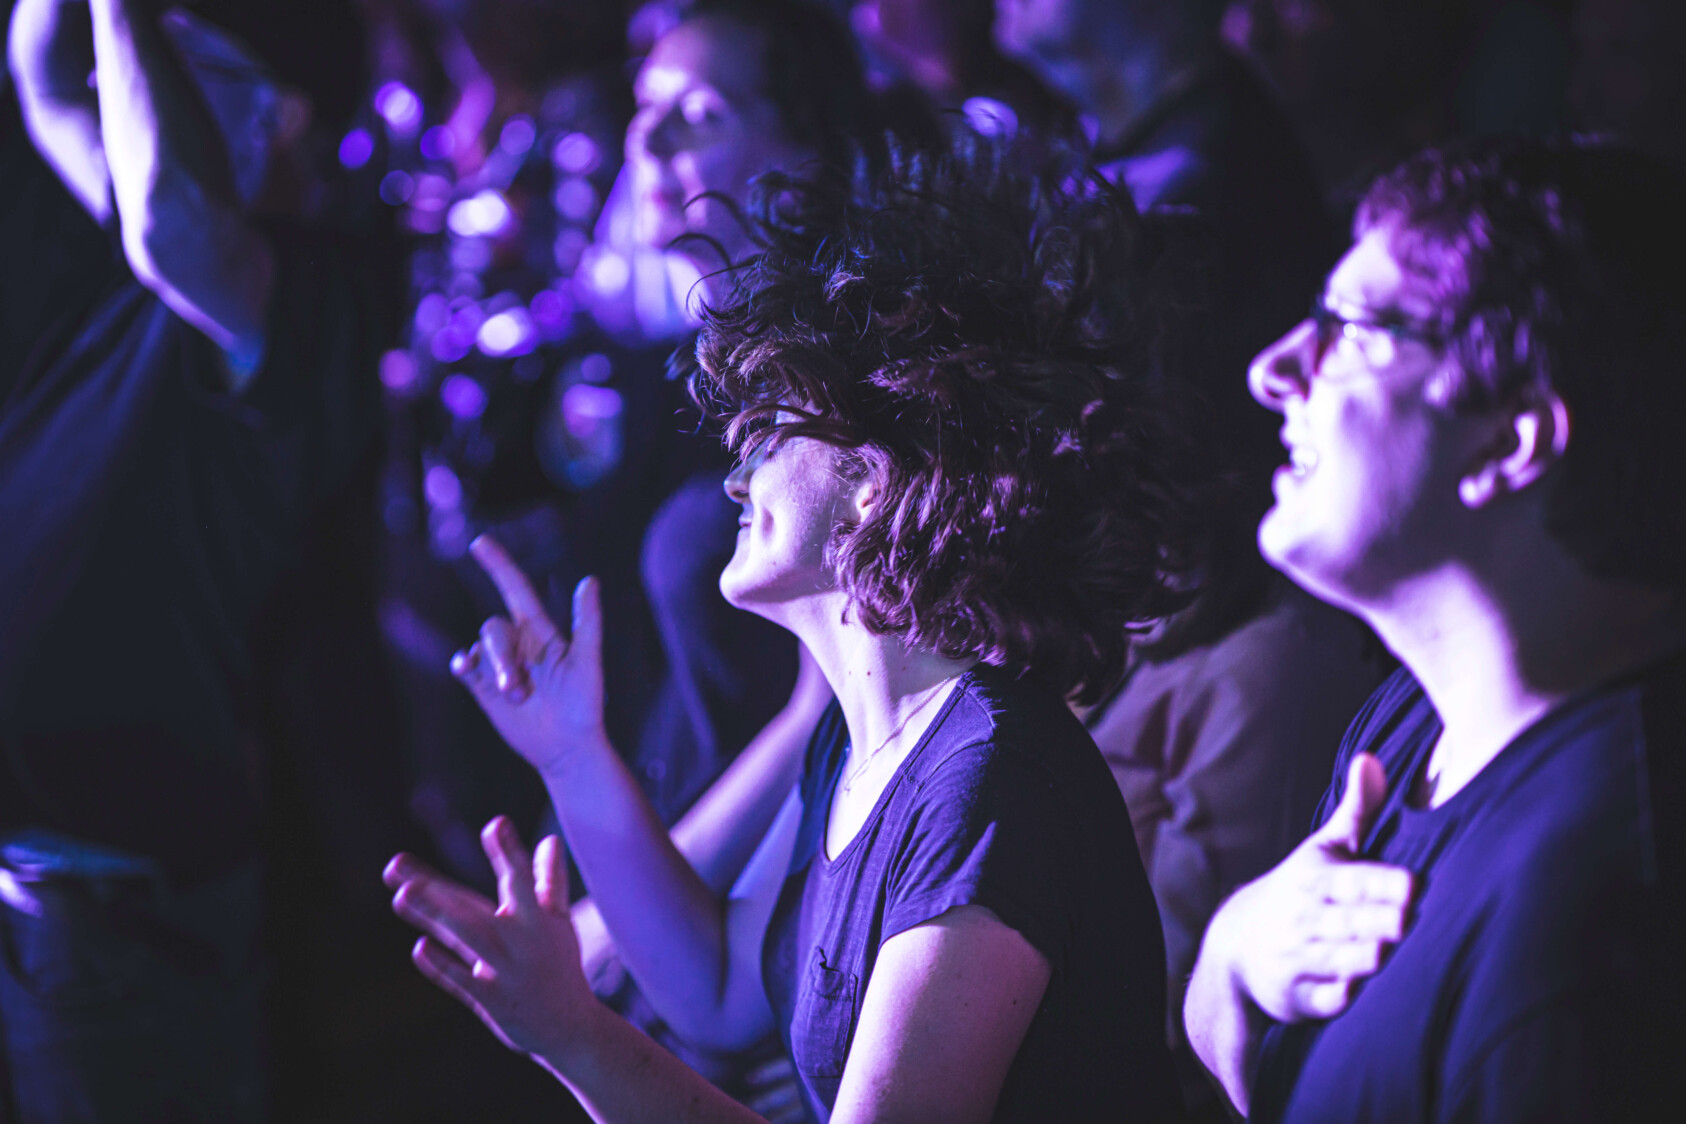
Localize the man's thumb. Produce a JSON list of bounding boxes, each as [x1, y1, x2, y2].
[[1319, 753, 1388, 853]]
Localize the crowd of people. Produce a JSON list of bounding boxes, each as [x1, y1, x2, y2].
[[1, 1, 1682, 1121]]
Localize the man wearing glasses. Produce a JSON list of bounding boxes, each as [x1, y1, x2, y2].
[[1186, 138, 1686, 1121]]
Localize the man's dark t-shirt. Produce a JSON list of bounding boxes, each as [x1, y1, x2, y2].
[[762, 664, 1183, 1122], [1250, 656, 1686, 1123], [0, 206, 381, 884]]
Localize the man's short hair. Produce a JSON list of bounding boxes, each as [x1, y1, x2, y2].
[[1357, 138, 1686, 595], [690, 145, 1211, 704]]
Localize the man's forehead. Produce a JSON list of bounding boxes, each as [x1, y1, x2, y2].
[[1326, 227, 1441, 320]]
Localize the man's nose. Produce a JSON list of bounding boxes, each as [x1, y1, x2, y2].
[[1248, 319, 1318, 412]]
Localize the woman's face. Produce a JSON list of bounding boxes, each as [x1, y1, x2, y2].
[[719, 428, 863, 616], [625, 17, 813, 258]]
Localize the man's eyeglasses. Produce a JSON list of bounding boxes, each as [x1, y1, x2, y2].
[[1308, 298, 1443, 373]]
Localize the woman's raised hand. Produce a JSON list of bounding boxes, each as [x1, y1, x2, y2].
[[385, 819, 606, 1064], [452, 535, 606, 773]]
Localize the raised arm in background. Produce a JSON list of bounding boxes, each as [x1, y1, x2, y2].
[[11, 0, 273, 383], [9, 0, 110, 221]]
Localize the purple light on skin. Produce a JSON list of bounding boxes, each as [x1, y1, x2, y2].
[[477, 308, 537, 357], [339, 128, 375, 169], [563, 383, 623, 437], [379, 349, 418, 392], [500, 116, 537, 157], [440, 374, 488, 419], [379, 170, 415, 206], [552, 132, 601, 176], [375, 81, 423, 137], [421, 125, 457, 162], [424, 463, 463, 510]]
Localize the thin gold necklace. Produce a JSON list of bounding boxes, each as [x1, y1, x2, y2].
[[837, 675, 958, 797]]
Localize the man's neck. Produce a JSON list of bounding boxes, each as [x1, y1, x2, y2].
[[1363, 556, 1681, 808]]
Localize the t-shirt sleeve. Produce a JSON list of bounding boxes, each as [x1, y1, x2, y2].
[[880, 742, 1080, 974]]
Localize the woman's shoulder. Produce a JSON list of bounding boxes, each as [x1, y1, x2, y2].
[[901, 666, 1128, 834]]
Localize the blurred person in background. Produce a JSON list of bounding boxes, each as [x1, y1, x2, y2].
[[1, 0, 383, 1119], [367, 0, 654, 889], [1219, 0, 1483, 205], [1569, 0, 1686, 169], [994, 3, 1386, 1116], [847, 0, 1070, 147]]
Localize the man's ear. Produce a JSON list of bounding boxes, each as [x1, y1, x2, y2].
[[1458, 387, 1571, 509]]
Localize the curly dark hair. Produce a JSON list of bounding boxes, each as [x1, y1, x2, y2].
[[688, 144, 1212, 704], [1357, 137, 1686, 594]]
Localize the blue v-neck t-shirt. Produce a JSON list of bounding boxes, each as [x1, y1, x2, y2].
[[761, 665, 1183, 1122]]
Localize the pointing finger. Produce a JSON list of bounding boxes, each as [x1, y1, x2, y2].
[[482, 816, 537, 914], [471, 536, 559, 642]]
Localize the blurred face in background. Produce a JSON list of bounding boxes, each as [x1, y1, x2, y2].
[[993, 0, 1092, 103], [625, 15, 814, 259]]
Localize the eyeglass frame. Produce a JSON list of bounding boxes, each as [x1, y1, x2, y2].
[[1307, 295, 1446, 375]]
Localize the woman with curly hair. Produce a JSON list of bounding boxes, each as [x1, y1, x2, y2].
[[384, 148, 1201, 1122]]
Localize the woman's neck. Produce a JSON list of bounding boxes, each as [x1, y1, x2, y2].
[[784, 594, 975, 766]]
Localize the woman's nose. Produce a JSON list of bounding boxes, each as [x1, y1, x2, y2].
[[633, 105, 682, 162], [1248, 319, 1318, 412]]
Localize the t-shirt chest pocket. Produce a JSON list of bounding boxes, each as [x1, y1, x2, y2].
[[791, 947, 859, 1089]]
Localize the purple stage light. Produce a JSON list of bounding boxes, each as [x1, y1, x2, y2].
[[379, 170, 415, 206], [339, 128, 375, 169], [375, 81, 423, 137], [421, 125, 457, 162], [477, 308, 538, 357], [440, 374, 489, 420], [552, 132, 602, 176], [501, 116, 538, 157]]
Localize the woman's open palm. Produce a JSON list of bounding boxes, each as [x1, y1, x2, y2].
[[452, 535, 607, 771]]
